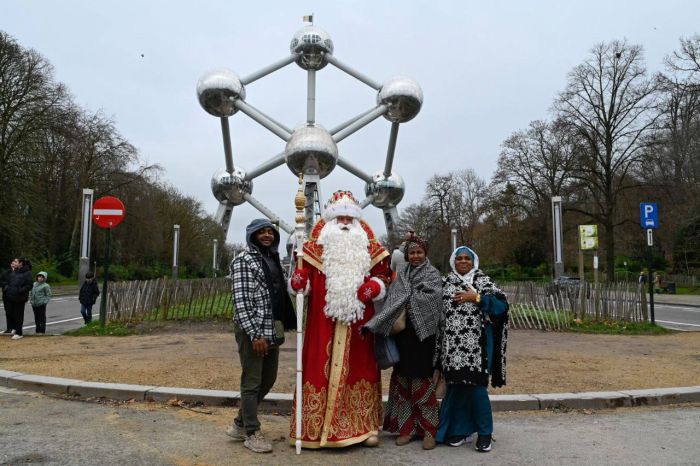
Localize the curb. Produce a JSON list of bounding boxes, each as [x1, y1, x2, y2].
[[1, 369, 698, 412]]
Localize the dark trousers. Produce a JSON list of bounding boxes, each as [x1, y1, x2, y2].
[[80, 303, 93, 323], [233, 325, 279, 434], [32, 304, 47, 333], [6, 300, 26, 336], [2, 295, 13, 332]]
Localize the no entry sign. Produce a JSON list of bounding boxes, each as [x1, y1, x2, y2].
[[92, 196, 126, 229]]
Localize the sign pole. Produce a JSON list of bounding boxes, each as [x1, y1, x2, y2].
[[99, 228, 111, 328], [640, 203, 658, 325], [647, 228, 655, 324], [593, 252, 599, 319], [91, 195, 126, 329]]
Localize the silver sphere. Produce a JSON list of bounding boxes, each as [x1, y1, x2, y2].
[[285, 124, 338, 178], [210, 167, 252, 206], [365, 171, 405, 208], [197, 69, 246, 117], [290, 26, 334, 70], [377, 76, 423, 123]]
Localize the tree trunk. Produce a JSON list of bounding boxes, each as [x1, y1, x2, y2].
[[605, 219, 615, 282]]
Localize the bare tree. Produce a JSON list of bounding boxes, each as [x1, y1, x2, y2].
[[448, 169, 489, 245], [555, 40, 659, 281], [0, 32, 68, 255], [665, 34, 700, 82], [494, 119, 578, 210]]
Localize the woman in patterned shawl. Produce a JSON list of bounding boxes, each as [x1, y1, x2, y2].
[[435, 246, 508, 453], [363, 235, 443, 450]]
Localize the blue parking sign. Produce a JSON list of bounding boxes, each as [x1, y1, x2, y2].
[[640, 203, 659, 229]]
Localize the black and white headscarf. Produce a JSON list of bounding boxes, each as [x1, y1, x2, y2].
[[364, 258, 443, 341], [437, 246, 508, 388]]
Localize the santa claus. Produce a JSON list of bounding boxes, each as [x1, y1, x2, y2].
[[289, 190, 390, 448]]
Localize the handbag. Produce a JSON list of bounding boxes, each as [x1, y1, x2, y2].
[[390, 309, 407, 335], [374, 334, 400, 369]]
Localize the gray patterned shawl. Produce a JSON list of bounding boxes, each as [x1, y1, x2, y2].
[[364, 259, 443, 341]]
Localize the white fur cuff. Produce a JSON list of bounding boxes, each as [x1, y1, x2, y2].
[[288, 277, 310, 296], [370, 277, 386, 302]]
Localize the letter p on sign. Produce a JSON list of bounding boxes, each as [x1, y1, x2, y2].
[[639, 203, 658, 230]]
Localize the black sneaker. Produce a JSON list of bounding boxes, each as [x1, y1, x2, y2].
[[475, 434, 492, 452], [447, 435, 469, 447]]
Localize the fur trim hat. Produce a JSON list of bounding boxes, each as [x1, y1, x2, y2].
[[322, 190, 362, 221]]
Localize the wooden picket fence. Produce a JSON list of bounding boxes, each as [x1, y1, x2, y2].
[[104, 277, 646, 331], [502, 282, 646, 330], [106, 277, 231, 323]]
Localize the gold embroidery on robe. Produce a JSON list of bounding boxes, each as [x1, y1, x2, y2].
[[298, 382, 326, 441], [291, 380, 382, 443]]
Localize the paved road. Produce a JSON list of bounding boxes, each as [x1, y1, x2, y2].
[[1, 296, 84, 335], [653, 303, 700, 331], [0, 386, 698, 465]]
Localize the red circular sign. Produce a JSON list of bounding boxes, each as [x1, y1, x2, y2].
[[92, 196, 126, 229]]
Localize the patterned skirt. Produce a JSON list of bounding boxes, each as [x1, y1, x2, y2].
[[383, 369, 439, 438]]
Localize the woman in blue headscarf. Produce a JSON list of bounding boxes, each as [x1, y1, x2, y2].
[[435, 246, 509, 453]]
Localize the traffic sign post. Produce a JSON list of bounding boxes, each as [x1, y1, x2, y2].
[[92, 196, 126, 328], [640, 203, 657, 324]]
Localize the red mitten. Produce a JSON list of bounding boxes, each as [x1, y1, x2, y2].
[[357, 277, 383, 303], [290, 268, 309, 291]]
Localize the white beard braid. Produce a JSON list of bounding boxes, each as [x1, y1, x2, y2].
[[317, 219, 371, 325]]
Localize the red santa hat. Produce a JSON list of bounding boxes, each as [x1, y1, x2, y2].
[[323, 190, 362, 221]]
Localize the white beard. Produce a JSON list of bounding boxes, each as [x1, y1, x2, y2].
[[317, 219, 370, 325]]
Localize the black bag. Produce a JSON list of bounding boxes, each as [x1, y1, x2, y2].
[[374, 334, 400, 369]]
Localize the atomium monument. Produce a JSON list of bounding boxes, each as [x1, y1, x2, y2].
[[197, 23, 423, 241]]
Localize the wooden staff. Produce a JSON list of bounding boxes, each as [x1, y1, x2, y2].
[[293, 174, 306, 455]]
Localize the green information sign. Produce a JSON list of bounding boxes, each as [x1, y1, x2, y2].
[[579, 224, 598, 250]]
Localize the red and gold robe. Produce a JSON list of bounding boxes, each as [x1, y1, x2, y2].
[[290, 219, 390, 448]]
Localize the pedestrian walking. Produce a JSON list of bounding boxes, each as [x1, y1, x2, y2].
[[3, 257, 33, 340], [1, 260, 16, 334], [79, 272, 100, 324], [227, 219, 296, 453], [29, 271, 52, 334]]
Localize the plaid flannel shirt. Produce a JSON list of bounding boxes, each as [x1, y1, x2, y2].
[[230, 246, 275, 341]]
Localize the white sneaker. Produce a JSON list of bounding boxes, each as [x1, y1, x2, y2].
[[244, 431, 272, 453], [11, 334, 23, 340], [225, 423, 246, 440]]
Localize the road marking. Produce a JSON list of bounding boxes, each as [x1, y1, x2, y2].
[[656, 319, 700, 328], [657, 306, 700, 313], [22, 316, 85, 330]]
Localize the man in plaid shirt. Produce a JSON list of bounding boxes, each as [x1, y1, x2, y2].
[[226, 218, 296, 453]]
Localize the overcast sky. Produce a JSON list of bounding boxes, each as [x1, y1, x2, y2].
[[3, 1, 699, 245]]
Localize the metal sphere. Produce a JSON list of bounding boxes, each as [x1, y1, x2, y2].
[[197, 69, 246, 117], [365, 171, 405, 208], [285, 124, 338, 178], [377, 76, 423, 123], [289, 26, 334, 70], [210, 167, 252, 206]]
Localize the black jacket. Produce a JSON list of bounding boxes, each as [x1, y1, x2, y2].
[[4, 266, 33, 303], [0, 268, 10, 290], [79, 280, 100, 305]]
